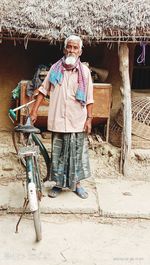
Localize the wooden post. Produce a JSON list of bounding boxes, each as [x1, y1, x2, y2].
[[119, 43, 132, 176]]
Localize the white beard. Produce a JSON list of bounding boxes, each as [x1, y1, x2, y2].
[[65, 56, 77, 65]]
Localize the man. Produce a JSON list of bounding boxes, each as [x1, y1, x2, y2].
[[31, 35, 93, 199]]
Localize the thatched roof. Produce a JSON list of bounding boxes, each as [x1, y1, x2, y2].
[[0, 0, 150, 44]]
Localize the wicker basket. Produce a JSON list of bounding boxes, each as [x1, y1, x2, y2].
[[115, 96, 150, 141], [109, 119, 150, 149], [109, 120, 122, 147], [132, 135, 150, 149]]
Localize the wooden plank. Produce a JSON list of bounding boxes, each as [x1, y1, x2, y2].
[[95, 134, 103, 143]]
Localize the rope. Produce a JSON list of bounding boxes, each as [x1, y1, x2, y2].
[[137, 42, 147, 65]]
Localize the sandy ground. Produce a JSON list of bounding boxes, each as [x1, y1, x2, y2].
[[0, 131, 150, 186], [0, 132, 150, 265], [0, 214, 150, 265]]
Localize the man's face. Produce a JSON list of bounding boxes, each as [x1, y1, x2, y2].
[[64, 40, 82, 58]]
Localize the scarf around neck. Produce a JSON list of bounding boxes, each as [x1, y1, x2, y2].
[[49, 57, 86, 106]]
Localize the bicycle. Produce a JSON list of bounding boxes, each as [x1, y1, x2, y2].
[[9, 100, 51, 241]]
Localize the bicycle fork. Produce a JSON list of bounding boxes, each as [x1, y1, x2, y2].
[[15, 152, 41, 233]]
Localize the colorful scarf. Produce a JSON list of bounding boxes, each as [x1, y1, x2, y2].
[[49, 57, 86, 105]]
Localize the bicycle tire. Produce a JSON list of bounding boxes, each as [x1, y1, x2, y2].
[[33, 207, 42, 241], [12, 130, 51, 180], [26, 156, 42, 241]]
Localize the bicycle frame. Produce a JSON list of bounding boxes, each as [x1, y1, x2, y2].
[[18, 143, 42, 211], [9, 100, 48, 241], [13, 129, 42, 240]]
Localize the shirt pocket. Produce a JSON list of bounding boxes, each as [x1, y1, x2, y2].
[[70, 76, 88, 100]]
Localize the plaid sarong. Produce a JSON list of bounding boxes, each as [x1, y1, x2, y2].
[[50, 132, 91, 191]]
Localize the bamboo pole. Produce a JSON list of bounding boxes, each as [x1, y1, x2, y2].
[[119, 43, 132, 176]]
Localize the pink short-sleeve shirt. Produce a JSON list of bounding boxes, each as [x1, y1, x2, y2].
[[38, 63, 94, 132]]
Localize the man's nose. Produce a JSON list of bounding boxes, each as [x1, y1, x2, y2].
[[69, 47, 74, 53]]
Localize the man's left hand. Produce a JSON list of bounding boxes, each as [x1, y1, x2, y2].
[[84, 118, 92, 134]]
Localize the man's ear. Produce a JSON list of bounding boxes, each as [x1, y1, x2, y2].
[[79, 49, 82, 56], [63, 48, 67, 55]]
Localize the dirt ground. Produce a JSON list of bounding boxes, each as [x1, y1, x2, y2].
[[1, 214, 150, 265], [0, 131, 150, 186], [1, 131, 150, 265]]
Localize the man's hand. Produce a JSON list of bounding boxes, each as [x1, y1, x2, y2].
[[30, 111, 38, 124], [85, 103, 93, 134], [30, 92, 45, 124], [84, 118, 92, 134]]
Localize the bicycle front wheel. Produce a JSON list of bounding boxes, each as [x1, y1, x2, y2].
[[27, 158, 42, 242], [33, 207, 42, 241]]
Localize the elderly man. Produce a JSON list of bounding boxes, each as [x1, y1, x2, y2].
[[31, 35, 93, 199]]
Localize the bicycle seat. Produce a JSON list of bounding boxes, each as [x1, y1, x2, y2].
[[14, 124, 40, 134]]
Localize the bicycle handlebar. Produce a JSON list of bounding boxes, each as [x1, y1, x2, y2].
[[9, 99, 36, 121]]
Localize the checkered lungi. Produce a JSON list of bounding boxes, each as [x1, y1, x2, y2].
[[50, 132, 91, 191]]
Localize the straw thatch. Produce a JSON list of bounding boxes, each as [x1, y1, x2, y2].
[[0, 0, 150, 44]]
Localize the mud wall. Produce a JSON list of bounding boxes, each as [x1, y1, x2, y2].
[[0, 41, 63, 130]]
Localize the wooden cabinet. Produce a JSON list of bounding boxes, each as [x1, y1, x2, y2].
[[19, 81, 112, 141], [93, 83, 112, 142]]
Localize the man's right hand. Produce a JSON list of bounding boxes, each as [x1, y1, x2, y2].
[[30, 111, 38, 124], [30, 92, 45, 124]]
